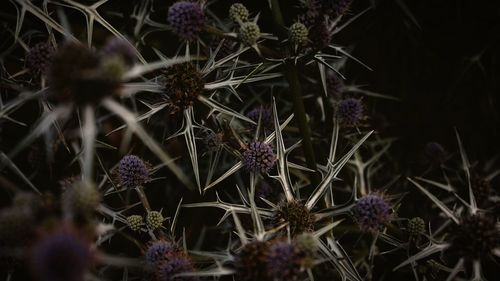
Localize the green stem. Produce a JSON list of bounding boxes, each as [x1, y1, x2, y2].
[[270, 0, 320, 186]]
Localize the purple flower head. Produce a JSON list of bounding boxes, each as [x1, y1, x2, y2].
[[118, 155, 150, 188], [265, 240, 305, 280], [308, 21, 332, 50], [26, 42, 55, 76], [246, 106, 273, 130], [156, 255, 195, 281], [424, 142, 447, 164], [168, 1, 205, 41], [30, 231, 92, 281], [321, 0, 353, 18], [327, 73, 345, 99], [337, 97, 364, 126], [243, 141, 277, 173], [101, 37, 136, 66], [353, 194, 391, 231], [145, 240, 179, 268]]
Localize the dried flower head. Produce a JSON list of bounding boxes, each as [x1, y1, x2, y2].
[[336, 97, 364, 126], [449, 214, 500, 260], [239, 22, 261, 46], [289, 22, 309, 45], [229, 3, 249, 23], [242, 141, 277, 173], [127, 215, 144, 231], [48, 42, 119, 104], [265, 239, 307, 280], [163, 62, 204, 113], [353, 193, 391, 231], [118, 155, 151, 188], [26, 42, 54, 76], [167, 1, 205, 41], [30, 230, 93, 281], [146, 211, 164, 230], [274, 200, 315, 235], [234, 241, 269, 281]]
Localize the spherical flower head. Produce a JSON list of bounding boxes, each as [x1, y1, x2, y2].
[[246, 105, 273, 130], [295, 233, 319, 254], [163, 62, 204, 114], [145, 240, 179, 268], [156, 255, 195, 281], [243, 141, 277, 173], [118, 155, 150, 188], [353, 194, 391, 231], [101, 37, 136, 66], [407, 217, 425, 237], [239, 22, 260, 46], [321, 0, 353, 18], [327, 73, 345, 99], [229, 3, 249, 23], [234, 241, 269, 281], [337, 97, 364, 126], [30, 231, 92, 281], [63, 181, 101, 216], [26, 42, 55, 76], [274, 200, 315, 235], [146, 211, 164, 230], [204, 130, 224, 151], [48, 42, 118, 105], [450, 214, 499, 260], [127, 215, 144, 231], [308, 21, 331, 50], [265, 239, 306, 280], [424, 142, 447, 164], [289, 22, 309, 46], [168, 1, 205, 41]]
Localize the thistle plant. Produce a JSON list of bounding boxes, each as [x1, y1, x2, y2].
[[0, 1, 494, 281]]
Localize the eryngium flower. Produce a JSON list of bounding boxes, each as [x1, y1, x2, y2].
[[145, 240, 179, 268], [167, 1, 205, 41], [243, 141, 277, 173], [246, 105, 273, 131], [30, 231, 92, 281], [289, 23, 309, 45], [229, 3, 249, 23], [163, 62, 204, 113], [274, 200, 315, 235], [26, 42, 54, 76], [449, 214, 500, 260], [156, 256, 195, 281], [146, 211, 164, 230], [353, 194, 391, 231], [62, 182, 101, 216], [407, 217, 425, 237], [336, 97, 364, 126], [48, 42, 119, 104], [234, 241, 269, 281], [308, 21, 331, 50], [101, 37, 136, 66], [265, 239, 306, 280], [118, 155, 150, 188], [321, 0, 353, 18], [239, 22, 260, 46], [327, 73, 345, 98], [127, 215, 144, 231]]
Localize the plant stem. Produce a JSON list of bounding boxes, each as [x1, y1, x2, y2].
[[270, 0, 320, 186]]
